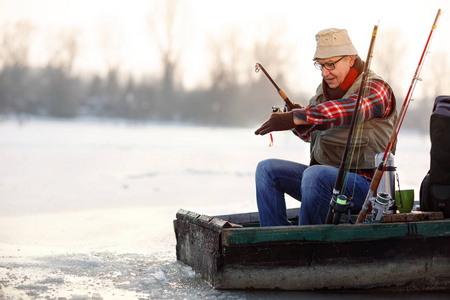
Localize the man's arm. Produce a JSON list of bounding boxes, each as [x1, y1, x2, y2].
[[292, 79, 394, 140], [294, 79, 393, 126]]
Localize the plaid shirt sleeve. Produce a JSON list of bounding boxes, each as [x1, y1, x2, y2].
[[292, 79, 394, 141]]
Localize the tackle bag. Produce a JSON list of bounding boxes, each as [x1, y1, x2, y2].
[[420, 95, 450, 217]]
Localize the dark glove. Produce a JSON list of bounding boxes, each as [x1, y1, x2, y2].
[[254, 111, 295, 135], [287, 102, 303, 111]]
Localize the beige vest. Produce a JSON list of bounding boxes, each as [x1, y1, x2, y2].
[[309, 71, 397, 169]]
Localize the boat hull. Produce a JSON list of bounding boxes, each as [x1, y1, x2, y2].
[[174, 209, 450, 291]]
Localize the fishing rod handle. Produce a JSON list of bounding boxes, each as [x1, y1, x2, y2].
[[278, 91, 297, 110], [356, 211, 368, 224], [356, 191, 373, 223], [369, 165, 384, 191], [278, 89, 288, 100]]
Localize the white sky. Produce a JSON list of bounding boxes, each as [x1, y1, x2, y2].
[[1, 0, 449, 97]]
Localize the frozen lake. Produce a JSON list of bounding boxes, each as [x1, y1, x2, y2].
[[0, 118, 441, 299]]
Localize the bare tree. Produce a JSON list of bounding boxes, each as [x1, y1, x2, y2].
[[252, 22, 293, 83], [89, 23, 125, 117], [149, 0, 186, 96], [372, 28, 407, 99], [100, 23, 122, 76], [202, 28, 246, 125], [405, 51, 450, 132], [207, 21, 293, 90], [248, 22, 297, 125], [46, 29, 80, 75], [208, 27, 247, 90], [0, 21, 34, 68], [0, 21, 34, 116], [424, 51, 450, 101], [41, 29, 82, 117], [204, 22, 295, 126]]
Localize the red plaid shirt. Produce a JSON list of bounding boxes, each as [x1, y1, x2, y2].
[[293, 78, 394, 180], [293, 79, 394, 142]]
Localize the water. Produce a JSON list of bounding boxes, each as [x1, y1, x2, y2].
[[0, 118, 442, 299]]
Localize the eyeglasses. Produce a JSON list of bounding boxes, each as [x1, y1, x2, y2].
[[314, 56, 347, 71]]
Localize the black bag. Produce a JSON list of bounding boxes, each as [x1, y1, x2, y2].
[[420, 95, 450, 217]]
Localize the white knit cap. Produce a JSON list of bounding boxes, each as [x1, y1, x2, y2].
[[313, 28, 358, 60]]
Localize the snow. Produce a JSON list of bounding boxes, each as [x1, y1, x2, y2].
[[0, 118, 437, 299]]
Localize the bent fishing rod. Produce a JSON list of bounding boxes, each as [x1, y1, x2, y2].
[[356, 9, 442, 223], [255, 62, 298, 111], [325, 24, 379, 224]]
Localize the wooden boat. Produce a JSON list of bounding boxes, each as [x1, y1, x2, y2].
[[174, 208, 450, 291]]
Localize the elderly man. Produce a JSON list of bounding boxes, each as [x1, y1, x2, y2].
[[254, 28, 397, 226]]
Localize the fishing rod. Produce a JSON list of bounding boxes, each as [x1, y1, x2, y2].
[[255, 62, 298, 111], [356, 9, 442, 223], [325, 24, 379, 225]]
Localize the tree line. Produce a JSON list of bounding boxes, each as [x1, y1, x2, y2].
[[0, 15, 304, 127], [0, 59, 308, 127], [1, 3, 447, 132]]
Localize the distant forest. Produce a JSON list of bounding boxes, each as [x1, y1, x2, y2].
[[1, 2, 447, 132], [0, 54, 441, 132], [0, 60, 306, 127]]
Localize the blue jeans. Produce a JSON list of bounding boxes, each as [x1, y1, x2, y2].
[[255, 159, 370, 226]]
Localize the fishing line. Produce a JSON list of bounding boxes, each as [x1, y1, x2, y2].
[[325, 23, 379, 225], [356, 9, 442, 223], [342, 95, 367, 197]]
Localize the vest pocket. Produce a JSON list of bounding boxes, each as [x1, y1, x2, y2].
[[319, 133, 369, 168]]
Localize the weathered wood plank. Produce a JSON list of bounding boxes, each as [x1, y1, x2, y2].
[[382, 211, 444, 223], [222, 220, 450, 246], [174, 218, 222, 283], [215, 233, 450, 290], [176, 209, 241, 232]]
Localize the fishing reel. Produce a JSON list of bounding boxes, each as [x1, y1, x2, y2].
[[370, 192, 394, 221], [330, 195, 354, 225], [272, 105, 287, 113]]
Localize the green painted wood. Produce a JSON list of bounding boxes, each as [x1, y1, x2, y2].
[[222, 220, 450, 246]]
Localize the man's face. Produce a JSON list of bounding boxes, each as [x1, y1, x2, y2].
[[315, 56, 354, 89]]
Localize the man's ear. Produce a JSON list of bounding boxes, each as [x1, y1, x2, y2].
[[349, 55, 355, 67]]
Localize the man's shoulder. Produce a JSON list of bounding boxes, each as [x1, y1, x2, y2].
[[308, 83, 324, 105], [367, 70, 385, 82]]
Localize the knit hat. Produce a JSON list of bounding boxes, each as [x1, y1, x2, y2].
[[313, 28, 358, 60]]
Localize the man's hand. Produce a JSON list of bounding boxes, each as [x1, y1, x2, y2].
[[254, 111, 296, 136], [287, 102, 303, 111]]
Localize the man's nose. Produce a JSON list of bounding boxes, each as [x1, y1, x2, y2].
[[322, 67, 331, 77]]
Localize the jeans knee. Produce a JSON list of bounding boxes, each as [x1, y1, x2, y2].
[[301, 165, 336, 190], [256, 159, 276, 179]]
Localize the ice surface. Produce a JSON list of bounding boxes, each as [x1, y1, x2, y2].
[[0, 119, 438, 299]]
